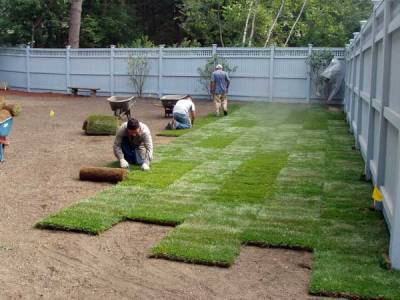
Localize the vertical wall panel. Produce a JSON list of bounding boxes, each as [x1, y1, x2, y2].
[[384, 124, 399, 213], [362, 48, 372, 95], [389, 29, 400, 113], [375, 41, 384, 100]]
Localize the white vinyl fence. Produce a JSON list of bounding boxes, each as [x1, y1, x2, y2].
[[0, 45, 344, 102], [344, 0, 400, 269]]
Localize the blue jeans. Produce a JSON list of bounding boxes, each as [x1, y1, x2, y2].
[[121, 137, 146, 165], [173, 112, 192, 129]]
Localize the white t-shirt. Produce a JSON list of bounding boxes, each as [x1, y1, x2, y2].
[[173, 99, 196, 115]]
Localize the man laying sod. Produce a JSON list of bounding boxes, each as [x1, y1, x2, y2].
[[166, 95, 196, 130], [113, 118, 153, 171]]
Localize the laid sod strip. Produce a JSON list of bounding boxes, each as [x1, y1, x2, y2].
[[197, 133, 240, 149], [37, 103, 400, 299], [156, 103, 242, 137], [120, 160, 199, 188], [211, 152, 288, 204]]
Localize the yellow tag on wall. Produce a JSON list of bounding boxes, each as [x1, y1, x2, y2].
[[49, 110, 55, 118], [372, 186, 383, 202]]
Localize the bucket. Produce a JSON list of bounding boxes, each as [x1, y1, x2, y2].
[[0, 117, 13, 137]]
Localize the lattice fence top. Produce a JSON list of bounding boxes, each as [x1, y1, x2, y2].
[[70, 49, 111, 57], [114, 48, 159, 58], [0, 46, 345, 59], [163, 48, 212, 57], [216, 48, 271, 57], [0, 48, 26, 56], [30, 49, 66, 57]]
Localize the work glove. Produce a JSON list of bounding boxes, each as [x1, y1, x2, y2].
[[120, 158, 129, 169], [141, 163, 150, 171]]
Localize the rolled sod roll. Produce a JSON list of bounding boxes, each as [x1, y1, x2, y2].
[[3, 104, 21, 117], [79, 166, 128, 183], [83, 115, 120, 135], [0, 109, 11, 122]]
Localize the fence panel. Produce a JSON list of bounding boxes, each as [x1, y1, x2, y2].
[[344, 0, 400, 270], [0, 46, 344, 102]]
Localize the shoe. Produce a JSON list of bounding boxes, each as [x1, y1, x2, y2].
[[224, 110, 228, 116], [141, 163, 150, 171], [171, 120, 176, 129], [165, 121, 172, 130]]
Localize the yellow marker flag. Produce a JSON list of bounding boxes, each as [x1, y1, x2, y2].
[[372, 186, 383, 202], [49, 110, 55, 118]]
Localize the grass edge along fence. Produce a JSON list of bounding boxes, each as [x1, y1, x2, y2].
[[344, 0, 400, 270], [0, 45, 344, 102]]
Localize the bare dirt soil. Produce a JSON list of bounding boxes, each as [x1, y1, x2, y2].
[[0, 91, 322, 300]]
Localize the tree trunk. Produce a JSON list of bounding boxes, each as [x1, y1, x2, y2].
[[264, 0, 285, 47], [248, 0, 259, 47], [68, 0, 83, 48], [217, 2, 225, 47], [284, 0, 308, 47], [242, 0, 254, 46]]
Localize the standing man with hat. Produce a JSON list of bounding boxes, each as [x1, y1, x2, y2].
[[210, 64, 231, 116]]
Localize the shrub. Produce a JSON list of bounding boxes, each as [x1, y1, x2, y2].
[[128, 54, 150, 97], [306, 50, 334, 99]]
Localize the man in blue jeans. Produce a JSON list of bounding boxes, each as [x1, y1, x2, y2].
[[113, 118, 153, 171], [169, 95, 196, 129]]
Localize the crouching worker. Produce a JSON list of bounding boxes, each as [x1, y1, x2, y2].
[[170, 95, 196, 129], [114, 118, 153, 171]]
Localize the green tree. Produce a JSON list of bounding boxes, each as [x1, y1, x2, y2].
[[0, 0, 69, 47], [0, 0, 373, 48], [179, 0, 372, 47]]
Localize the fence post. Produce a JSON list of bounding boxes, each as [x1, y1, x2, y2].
[[365, 11, 378, 182], [26, 46, 31, 92], [306, 44, 312, 101], [376, 0, 392, 187], [212, 44, 217, 57], [110, 45, 115, 96], [269, 45, 275, 102], [352, 32, 360, 144], [355, 29, 365, 150], [344, 44, 350, 114], [66, 45, 71, 93], [349, 39, 356, 133], [158, 44, 164, 98]]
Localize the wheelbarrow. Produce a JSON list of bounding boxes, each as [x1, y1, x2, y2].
[[107, 96, 135, 119], [0, 117, 13, 162], [160, 95, 189, 117]]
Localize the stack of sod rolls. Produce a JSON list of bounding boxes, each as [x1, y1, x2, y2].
[[0, 96, 21, 122], [82, 114, 120, 135]]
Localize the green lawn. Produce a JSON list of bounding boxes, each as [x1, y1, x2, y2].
[[37, 102, 400, 299]]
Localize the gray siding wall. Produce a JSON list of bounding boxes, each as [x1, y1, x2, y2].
[[344, 0, 400, 269], [0, 45, 344, 102]]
